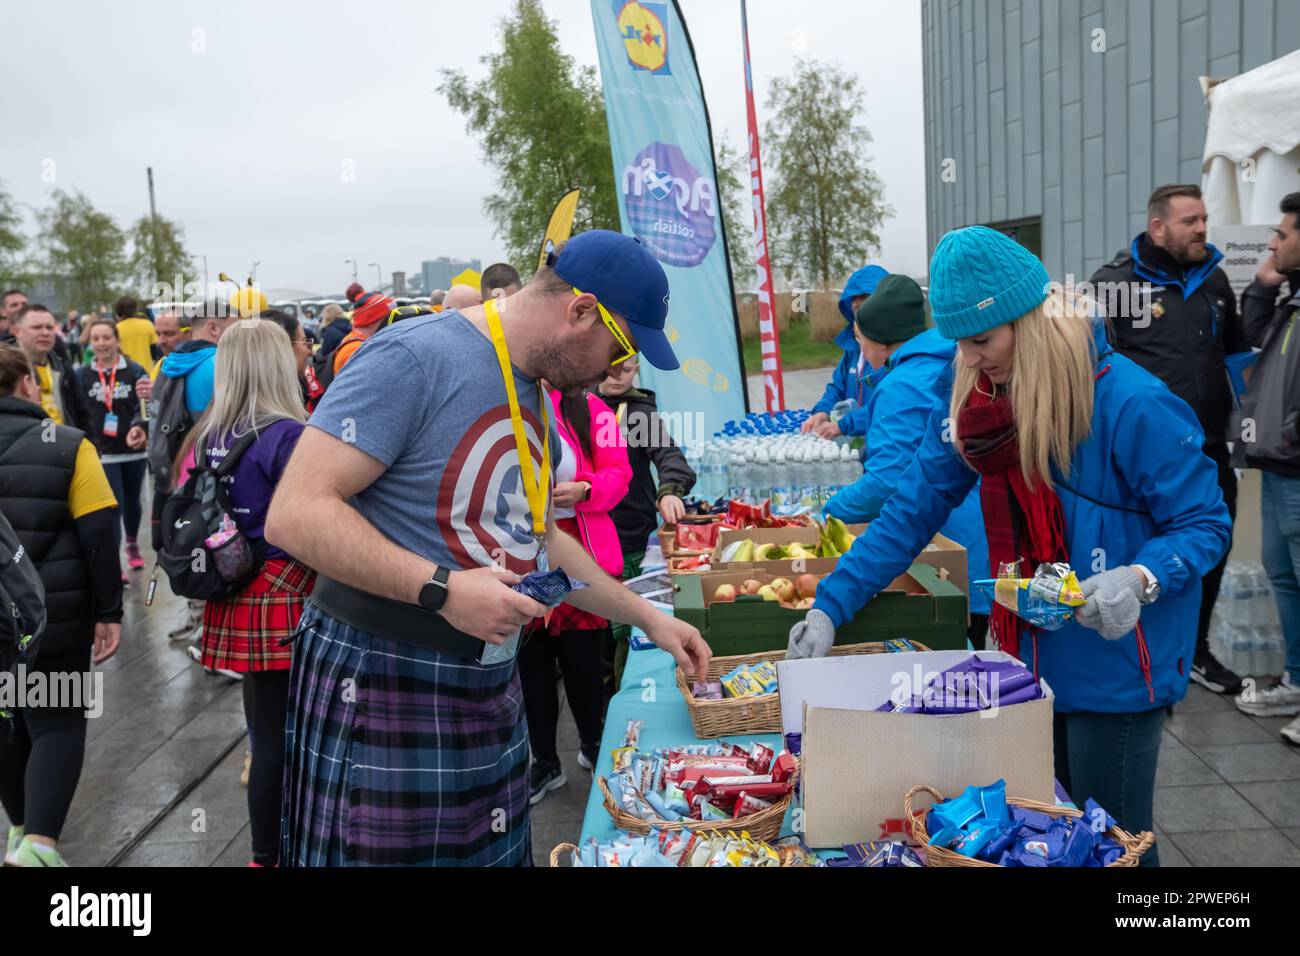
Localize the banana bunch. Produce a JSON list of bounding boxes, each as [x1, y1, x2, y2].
[[817, 517, 858, 558]]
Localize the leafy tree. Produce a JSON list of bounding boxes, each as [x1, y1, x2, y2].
[[126, 214, 198, 298], [715, 132, 755, 290], [763, 59, 893, 289], [439, 0, 620, 271], [36, 189, 128, 309], [0, 182, 31, 290]]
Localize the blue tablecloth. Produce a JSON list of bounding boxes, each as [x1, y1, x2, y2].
[[579, 638, 792, 844]]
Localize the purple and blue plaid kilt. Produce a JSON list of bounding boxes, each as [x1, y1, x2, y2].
[[281, 604, 532, 867]]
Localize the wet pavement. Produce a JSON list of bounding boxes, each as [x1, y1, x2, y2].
[[2, 369, 1297, 865]]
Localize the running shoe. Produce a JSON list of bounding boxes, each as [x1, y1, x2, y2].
[[4, 825, 23, 866], [10, 837, 68, 867], [529, 761, 567, 805]]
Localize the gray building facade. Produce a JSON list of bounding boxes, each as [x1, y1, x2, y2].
[[921, 0, 1300, 281]]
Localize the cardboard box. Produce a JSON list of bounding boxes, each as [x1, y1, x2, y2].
[[711, 525, 969, 601], [673, 562, 969, 655], [775, 651, 1056, 848]]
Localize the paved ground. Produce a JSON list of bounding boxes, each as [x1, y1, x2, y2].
[[4, 374, 1298, 866], [745, 367, 830, 413]]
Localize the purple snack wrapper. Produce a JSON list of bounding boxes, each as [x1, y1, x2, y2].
[[511, 569, 589, 607], [784, 732, 801, 756]]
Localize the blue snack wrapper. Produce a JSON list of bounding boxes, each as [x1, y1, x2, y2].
[[511, 569, 589, 607], [1083, 798, 1117, 835]]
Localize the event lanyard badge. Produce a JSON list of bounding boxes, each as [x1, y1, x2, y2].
[[483, 298, 551, 665], [97, 363, 119, 437]]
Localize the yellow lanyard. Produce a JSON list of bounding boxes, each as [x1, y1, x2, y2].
[[485, 299, 551, 539]]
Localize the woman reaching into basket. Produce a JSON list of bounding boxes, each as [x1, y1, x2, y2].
[[786, 226, 1231, 867]]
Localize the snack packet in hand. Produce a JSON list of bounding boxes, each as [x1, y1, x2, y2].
[[973, 561, 1085, 631]]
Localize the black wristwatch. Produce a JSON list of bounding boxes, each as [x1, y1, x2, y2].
[[418, 566, 451, 612]]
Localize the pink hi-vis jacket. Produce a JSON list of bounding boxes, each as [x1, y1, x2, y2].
[[549, 389, 630, 577]]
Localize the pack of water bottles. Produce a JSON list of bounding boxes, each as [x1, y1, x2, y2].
[[1209, 563, 1287, 678], [686, 433, 860, 514], [719, 410, 813, 438]]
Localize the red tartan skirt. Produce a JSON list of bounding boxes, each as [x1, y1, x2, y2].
[[201, 558, 316, 673]]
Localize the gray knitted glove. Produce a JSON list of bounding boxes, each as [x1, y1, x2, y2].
[[1076, 567, 1145, 640], [787, 608, 836, 659]]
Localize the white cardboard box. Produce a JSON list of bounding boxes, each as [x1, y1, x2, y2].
[[776, 651, 1056, 848]]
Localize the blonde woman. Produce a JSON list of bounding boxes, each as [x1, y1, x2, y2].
[[317, 302, 350, 355], [194, 319, 314, 868], [788, 226, 1231, 867]]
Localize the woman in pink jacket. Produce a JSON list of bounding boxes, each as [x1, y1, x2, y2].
[[521, 387, 631, 806]]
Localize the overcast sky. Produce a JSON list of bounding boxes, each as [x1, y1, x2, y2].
[[1, 0, 925, 296]]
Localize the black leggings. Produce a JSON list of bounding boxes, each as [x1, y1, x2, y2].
[[518, 627, 608, 767], [0, 689, 89, 841], [241, 669, 290, 867]]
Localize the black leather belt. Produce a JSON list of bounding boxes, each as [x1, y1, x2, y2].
[[308, 575, 486, 661]]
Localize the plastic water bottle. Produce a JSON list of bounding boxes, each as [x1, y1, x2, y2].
[[728, 453, 746, 502], [684, 443, 703, 495], [711, 445, 730, 505], [753, 449, 772, 504], [818, 448, 839, 506], [770, 452, 792, 511], [838, 445, 859, 488], [795, 451, 819, 510]]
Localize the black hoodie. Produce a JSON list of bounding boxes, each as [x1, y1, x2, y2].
[[593, 386, 696, 557]]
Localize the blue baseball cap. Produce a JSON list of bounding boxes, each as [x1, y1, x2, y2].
[[551, 230, 678, 371]]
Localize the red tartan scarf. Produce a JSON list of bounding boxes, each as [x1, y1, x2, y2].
[[957, 374, 1069, 655]]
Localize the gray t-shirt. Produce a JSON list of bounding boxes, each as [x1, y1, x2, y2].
[[308, 311, 556, 576]]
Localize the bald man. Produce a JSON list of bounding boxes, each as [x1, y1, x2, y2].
[[441, 285, 483, 312]]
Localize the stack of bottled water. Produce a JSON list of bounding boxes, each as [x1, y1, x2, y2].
[[687, 432, 860, 512], [1208, 563, 1286, 678]]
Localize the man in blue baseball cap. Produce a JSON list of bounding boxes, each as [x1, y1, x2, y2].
[[543, 228, 679, 375], [265, 228, 707, 867]]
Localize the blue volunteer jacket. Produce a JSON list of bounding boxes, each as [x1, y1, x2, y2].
[[811, 265, 890, 436], [823, 328, 991, 615], [815, 321, 1231, 714]]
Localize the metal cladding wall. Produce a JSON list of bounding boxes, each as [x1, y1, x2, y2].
[[921, 0, 1300, 281]]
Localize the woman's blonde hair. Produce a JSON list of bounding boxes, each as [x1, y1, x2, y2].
[[949, 288, 1098, 489], [193, 319, 306, 455], [320, 303, 344, 326]]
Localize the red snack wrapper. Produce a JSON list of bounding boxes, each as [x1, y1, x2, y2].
[[701, 774, 773, 788], [675, 522, 721, 551], [748, 742, 775, 774], [706, 781, 791, 803], [735, 791, 775, 817], [771, 751, 797, 784]]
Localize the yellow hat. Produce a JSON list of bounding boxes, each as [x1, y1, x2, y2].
[[229, 286, 268, 318]]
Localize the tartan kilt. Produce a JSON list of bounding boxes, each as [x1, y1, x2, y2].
[[281, 604, 532, 867], [201, 559, 316, 673]]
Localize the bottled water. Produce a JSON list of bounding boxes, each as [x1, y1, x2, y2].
[[1210, 563, 1286, 678], [728, 453, 746, 502], [753, 449, 772, 504], [770, 451, 792, 511], [818, 448, 839, 506], [838, 445, 859, 488]]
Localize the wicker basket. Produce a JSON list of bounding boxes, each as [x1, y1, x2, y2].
[[903, 784, 1155, 867], [599, 761, 799, 844], [675, 641, 932, 737], [550, 843, 578, 867]]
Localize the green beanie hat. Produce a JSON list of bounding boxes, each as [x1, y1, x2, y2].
[[854, 274, 927, 345]]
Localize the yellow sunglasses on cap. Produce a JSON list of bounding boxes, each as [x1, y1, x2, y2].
[[572, 287, 638, 367]]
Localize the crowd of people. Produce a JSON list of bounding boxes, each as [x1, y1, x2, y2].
[[0, 185, 1298, 868]]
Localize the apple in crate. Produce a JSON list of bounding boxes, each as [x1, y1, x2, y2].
[[795, 574, 820, 600], [771, 578, 796, 603], [712, 584, 737, 603], [741, 579, 763, 596], [756, 585, 781, 602]]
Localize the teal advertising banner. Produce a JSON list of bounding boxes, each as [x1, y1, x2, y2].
[[589, 0, 748, 445]]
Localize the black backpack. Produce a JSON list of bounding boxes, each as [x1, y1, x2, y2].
[[0, 509, 46, 679], [156, 427, 276, 601], [148, 371, 195, 488]]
